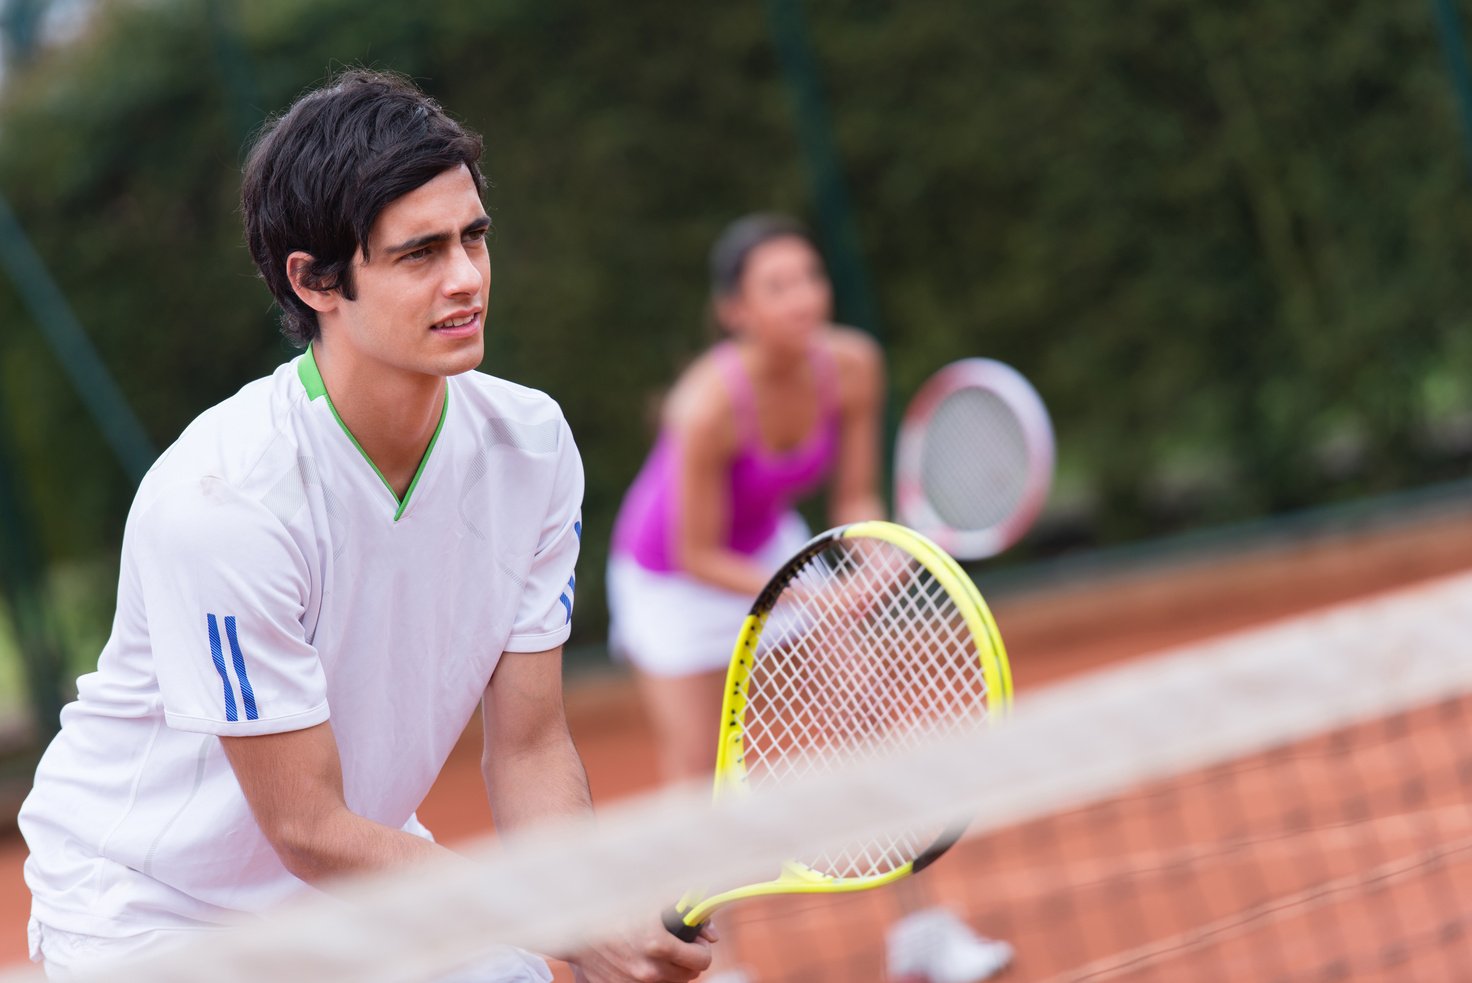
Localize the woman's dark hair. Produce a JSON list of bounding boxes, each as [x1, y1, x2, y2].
[[241, 69, 486, 348], [708, 213, 814, 298]]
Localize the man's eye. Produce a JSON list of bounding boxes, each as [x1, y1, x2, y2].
[[404, 246, 433, 261], [465, 227, 490, 244]]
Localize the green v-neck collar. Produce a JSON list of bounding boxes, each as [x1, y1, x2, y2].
[[297, 344, 448, 522]]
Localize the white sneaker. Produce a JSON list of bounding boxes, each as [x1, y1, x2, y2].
[[885, 907, 1013, 983], [703, 970, 754, 983]]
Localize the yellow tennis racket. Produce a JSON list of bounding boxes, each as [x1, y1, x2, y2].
[[663, 520, 1012, 941]]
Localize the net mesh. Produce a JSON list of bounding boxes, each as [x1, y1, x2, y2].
[[920, 387, 1030, 531], [723, 692, 1472, 981], [13, 571, 1471, 983]]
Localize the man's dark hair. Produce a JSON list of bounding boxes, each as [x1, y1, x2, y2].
[[241, 69, 485, 348]]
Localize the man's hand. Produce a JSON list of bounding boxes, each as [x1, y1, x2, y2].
[[569, 920, 716, 983]]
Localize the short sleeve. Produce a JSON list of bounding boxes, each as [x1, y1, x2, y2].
[[503, 417, 585, 653], [133, 477, 329, 736]]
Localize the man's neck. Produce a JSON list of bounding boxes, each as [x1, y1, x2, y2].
[[311, 339, 445, 500]]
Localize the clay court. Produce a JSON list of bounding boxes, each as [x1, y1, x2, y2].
[[0, 502, 1469, 979]]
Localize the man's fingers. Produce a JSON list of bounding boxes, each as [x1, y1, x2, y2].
[[652, 934, 712, 973], [572, 929, 713, 983]]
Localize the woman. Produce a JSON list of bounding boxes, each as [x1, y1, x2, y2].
[[608, 213, 884, 782], [608, 214, 1011, 983]]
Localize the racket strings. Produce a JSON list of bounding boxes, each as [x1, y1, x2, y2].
[[741, 537, 993, 879], [921, 388, 1030, 531]]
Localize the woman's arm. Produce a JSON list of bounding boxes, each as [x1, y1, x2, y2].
[[827, 328, 887, 525], [667, 361, 776, 596]]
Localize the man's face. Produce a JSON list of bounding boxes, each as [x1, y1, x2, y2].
[[326, 164, 490, 382]]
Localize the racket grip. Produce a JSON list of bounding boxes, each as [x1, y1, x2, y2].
[[661, 906, 704, 942]]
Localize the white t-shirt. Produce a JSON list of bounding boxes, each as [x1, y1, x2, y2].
[[19, 348, 583, 939]]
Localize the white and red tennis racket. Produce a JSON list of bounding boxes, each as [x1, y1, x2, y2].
[[894, 358, 1054, 561]]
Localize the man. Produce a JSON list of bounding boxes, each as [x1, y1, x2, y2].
[[18, 69, 711, 983]]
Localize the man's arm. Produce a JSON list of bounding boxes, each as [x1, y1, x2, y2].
[[483, 648, 712, 983], [220, 722, 451, 885], [480, 647, 591, 830]]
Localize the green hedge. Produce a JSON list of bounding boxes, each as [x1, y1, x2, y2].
[[1, 0, 1470, 653]]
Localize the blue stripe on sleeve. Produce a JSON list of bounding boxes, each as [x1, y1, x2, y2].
[[559, 593, 573, 624], [573, 519, 582, 540], [223, 616, 259, 721], [206, 614, 238, 723]]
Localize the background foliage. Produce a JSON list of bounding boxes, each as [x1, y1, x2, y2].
[[1, 0, 1471, 666]]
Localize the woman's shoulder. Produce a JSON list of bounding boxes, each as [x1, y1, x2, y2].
[[663, 346, 739, 438], [821, 326, 884, 393], [823, 325, 883, 368]]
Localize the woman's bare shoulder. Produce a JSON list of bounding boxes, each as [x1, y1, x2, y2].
[[825, 325, 883, 368], [823, 326, 885, 399], [663, 347, 738, 440]]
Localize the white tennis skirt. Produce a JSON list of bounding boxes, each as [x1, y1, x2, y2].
[[607, 512, 812, 678]]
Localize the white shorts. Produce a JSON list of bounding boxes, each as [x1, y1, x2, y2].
[[28, 917, 552, 982], [607, 512, 812, 678]]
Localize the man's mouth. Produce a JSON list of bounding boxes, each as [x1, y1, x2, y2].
[[431, 311, 481, 333]]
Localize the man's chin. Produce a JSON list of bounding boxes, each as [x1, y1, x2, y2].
[[435, 339, 485, 377]]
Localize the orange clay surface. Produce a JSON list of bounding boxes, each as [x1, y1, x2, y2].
[[0, 507, 1469, 976]]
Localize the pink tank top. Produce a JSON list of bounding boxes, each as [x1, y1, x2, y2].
[[612, 342, 841, 573]]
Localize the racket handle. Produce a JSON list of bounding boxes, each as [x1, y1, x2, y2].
[[661, 906, 704, 942]]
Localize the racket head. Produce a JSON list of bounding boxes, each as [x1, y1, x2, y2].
[[894, 358, 1055, 560], [675, 521, 1011, 928]]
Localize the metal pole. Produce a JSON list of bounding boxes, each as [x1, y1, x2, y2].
[[1431, 0, 1472, 182], [0, 191, 155, 482], [763, 0, 882, 339]]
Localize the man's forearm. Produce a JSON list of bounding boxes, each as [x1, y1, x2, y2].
[[275, 805, 455, 885], [222, 723, 458, 888], [482, 730, 593, 834]]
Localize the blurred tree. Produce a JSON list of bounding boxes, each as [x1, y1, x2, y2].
[[0, 0, 1468, 663], [0, 403, 65, 736]]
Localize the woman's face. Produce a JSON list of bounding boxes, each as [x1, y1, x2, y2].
[[721, 235, 832, 350]]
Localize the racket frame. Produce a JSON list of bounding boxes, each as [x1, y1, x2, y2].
[[669, 520, 1011, 933], [894, 358, 1055, 560]]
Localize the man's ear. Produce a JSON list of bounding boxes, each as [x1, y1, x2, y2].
[[286, 252, 339, 315]]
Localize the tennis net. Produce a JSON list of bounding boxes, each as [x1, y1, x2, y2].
[[6, 570, 1470, 982]]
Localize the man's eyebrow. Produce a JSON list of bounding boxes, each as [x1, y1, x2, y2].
[[384, 216, 492, 257], [383, 230, 450, 256]]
